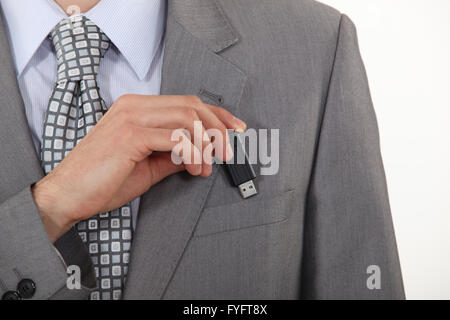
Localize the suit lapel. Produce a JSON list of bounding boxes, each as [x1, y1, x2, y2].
[[124, 0, 247, 299], [0, 12, 43, 201]]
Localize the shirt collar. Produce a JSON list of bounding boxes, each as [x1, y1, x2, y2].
[[1, 0, 167, 80], [85, 0, 167, 80], [1, 0, 65, 76]]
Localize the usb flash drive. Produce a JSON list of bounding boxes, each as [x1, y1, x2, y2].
[[225, 131, 258, 199]]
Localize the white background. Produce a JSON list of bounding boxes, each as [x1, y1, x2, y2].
[[319, 0, 450, 300]]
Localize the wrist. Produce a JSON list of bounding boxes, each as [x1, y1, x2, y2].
[[32, 178, 77, 243]]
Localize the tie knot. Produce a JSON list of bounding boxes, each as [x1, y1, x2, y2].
[[51, 15, 110, 82]]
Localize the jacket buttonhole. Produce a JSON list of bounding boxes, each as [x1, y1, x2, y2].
[[199, 89, 224, 106]]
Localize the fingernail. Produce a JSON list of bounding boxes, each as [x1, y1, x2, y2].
[[233, 116, 247, 132]]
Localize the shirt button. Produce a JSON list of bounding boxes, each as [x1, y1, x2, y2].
[[17, 279, 36, 299], [2, 291, 21, 300]]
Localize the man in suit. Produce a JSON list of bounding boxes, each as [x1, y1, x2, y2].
[[0, 0, 404, 300]]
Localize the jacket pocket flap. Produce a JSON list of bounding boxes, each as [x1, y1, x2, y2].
[[194, 189, 296, 237]]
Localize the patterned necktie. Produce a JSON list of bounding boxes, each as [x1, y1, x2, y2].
[[41, 15, 133, 300]]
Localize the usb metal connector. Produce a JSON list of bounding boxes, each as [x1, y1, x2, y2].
[[225, 131, 258, 199], [238, 180, 258, 199]]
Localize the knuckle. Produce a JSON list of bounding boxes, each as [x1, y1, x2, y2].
[[184, 95, 202, 107], [114, 95, 128, 108], [114, 94, 135, 109], [183, 108, 199, 122]]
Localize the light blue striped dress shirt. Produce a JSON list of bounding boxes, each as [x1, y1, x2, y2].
[[0, 0, 167, 229]]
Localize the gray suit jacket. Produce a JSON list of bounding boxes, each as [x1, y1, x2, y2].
[[0, 0, 404, 299]]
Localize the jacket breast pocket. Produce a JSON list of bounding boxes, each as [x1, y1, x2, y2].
[[193, 189, 296, 238]]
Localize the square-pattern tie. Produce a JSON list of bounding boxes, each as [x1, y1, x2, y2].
[[41, 15, 133, 300]]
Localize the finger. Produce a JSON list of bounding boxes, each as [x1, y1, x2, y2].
[[181, 105, 233, 163], [118, 106, 213, 174], [132, 127, 203, 176], [113, 94, 246, 131], [206, 104, 247, 132], [123, 105, 232, 163]]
